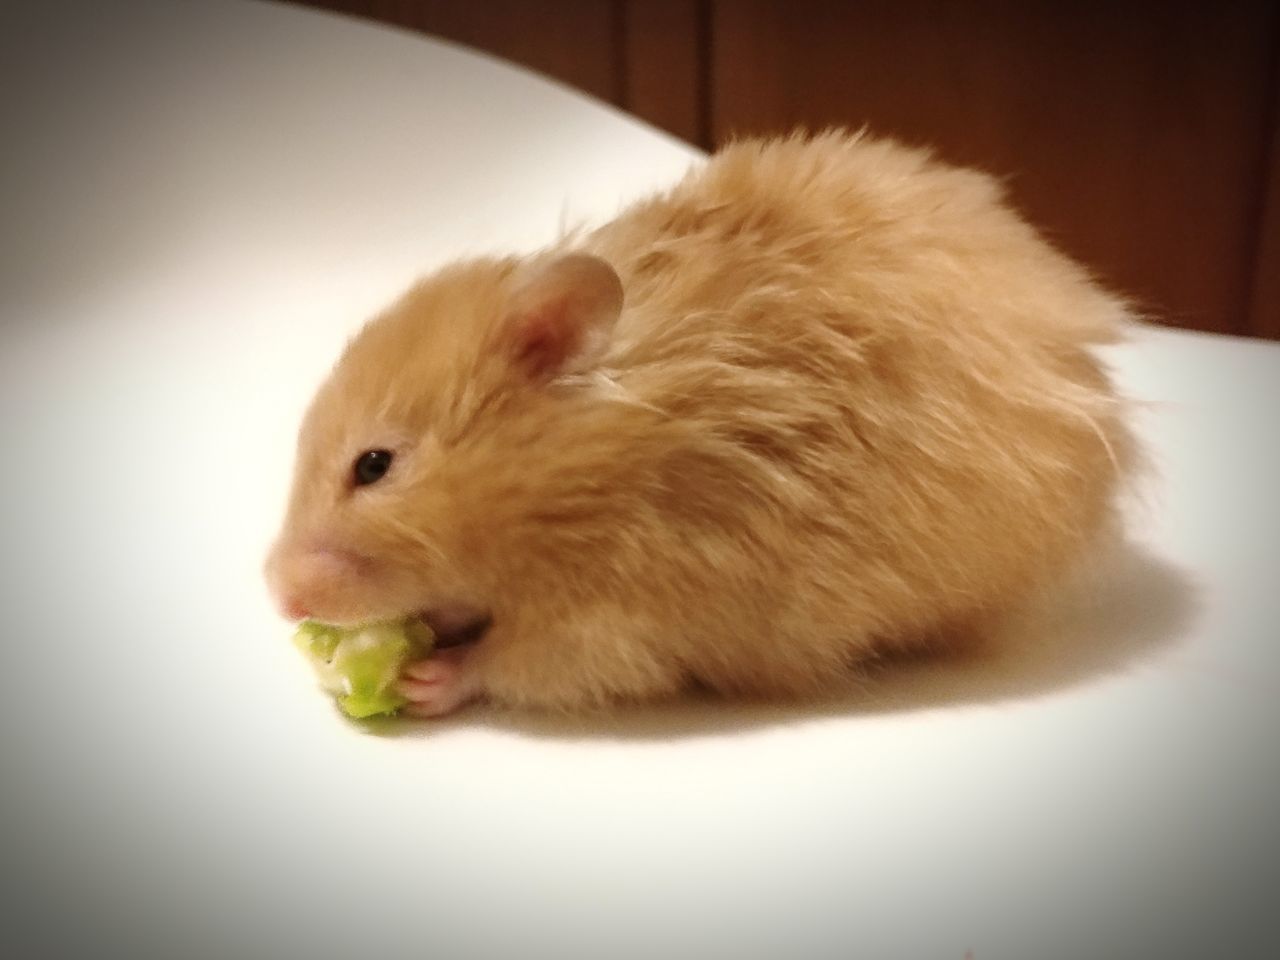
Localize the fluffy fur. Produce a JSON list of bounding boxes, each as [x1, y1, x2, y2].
[[267, 129, 1137, 713]]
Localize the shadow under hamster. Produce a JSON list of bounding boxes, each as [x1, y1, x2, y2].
[[368, 535, 1197, 744]]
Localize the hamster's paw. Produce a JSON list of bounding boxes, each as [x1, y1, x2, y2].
[[396, 648, 482, 718]]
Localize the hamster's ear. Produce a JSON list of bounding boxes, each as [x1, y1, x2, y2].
[[500, 254, 623, 382]]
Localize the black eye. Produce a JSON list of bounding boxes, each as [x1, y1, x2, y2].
[[353, 449, 393, 486]]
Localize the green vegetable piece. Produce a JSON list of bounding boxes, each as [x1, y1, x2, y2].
[[292, 621, 342, 661], [292, 618, 434, 719]]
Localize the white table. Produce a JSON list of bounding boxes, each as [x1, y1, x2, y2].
[[2, 2, 1277, 958]]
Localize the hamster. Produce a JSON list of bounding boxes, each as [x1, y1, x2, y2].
[[265, 129, 1137, 718]]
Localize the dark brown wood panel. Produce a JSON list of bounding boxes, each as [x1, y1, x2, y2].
[[1247, 44, 1280, 341], [307, 0, 623, 103], [286, 0, 1280, 340], [622, 0, 704, 145], [712, 0, 1278, 335]]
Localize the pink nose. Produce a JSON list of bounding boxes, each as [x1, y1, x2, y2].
[[268, 544, 367, 623]]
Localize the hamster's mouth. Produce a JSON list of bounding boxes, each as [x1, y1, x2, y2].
[[417, 606, 492, 649]]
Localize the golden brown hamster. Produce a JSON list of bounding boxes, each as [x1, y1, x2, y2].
[[265, 129, 1137, 718]]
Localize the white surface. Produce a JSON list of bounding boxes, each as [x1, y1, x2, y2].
[[2, 2, 1277, 958]]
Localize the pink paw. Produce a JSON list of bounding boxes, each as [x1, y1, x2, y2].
[[395, 649, 481, 718]]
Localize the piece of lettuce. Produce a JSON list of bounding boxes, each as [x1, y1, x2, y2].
[[292, 619, 434, 719]]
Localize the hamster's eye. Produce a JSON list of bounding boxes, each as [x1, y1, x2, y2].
[[353, 449, 393, 486]]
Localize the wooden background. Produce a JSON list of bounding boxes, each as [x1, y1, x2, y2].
[[300, 0, 1280, 341]]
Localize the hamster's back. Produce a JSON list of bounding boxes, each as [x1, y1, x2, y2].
[[579, 130, 1136, 674]]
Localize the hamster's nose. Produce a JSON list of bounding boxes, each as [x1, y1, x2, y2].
[[267, 544, 369, 623], [281, 596, 311, 622]]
